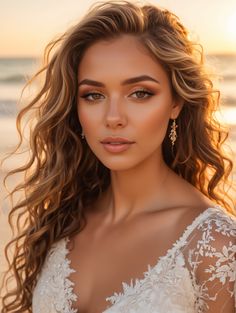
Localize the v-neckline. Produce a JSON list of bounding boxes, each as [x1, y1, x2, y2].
[[63, 205, 222, 313]]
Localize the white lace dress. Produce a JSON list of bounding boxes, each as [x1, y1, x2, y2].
[[32, 206, 236, 313]]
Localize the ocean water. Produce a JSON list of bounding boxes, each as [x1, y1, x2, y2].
[[0, 58, 39, 116], [0, 55, 235, 120]]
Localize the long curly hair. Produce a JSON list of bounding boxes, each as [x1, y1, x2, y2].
[[1, 1, 235, 312]]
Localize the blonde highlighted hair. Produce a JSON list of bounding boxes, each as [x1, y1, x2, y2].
[[1, 1, 234, 311]]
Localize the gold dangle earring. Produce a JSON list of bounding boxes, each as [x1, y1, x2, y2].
[[81, 130, 85, 139], [169, 119, 178, 148]]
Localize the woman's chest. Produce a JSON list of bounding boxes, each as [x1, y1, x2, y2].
[[66, 213, 186, 313], [32, 238, 195, 313]]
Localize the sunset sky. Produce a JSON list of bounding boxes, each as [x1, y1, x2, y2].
[[1, 0, 236, 57]]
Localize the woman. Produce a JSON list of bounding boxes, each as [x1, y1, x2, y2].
[[1, 1, 235, 312]]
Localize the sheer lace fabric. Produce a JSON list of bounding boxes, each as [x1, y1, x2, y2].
[[32, 206, 236, 313]]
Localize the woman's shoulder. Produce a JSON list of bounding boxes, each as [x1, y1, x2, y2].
[[197, 205, 236, 233], [199, 205, 236, 254], [170, 174, 235, 234], [182, 205, 236, 244], [182, 205, 236, 277], [181, 205, 236, 312]]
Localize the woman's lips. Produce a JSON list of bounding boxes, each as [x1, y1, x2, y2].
[[101, 142, 134, 153], [100, 137, 135, 153]]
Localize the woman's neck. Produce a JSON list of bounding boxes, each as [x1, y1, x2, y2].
[[100, 154, 172, 224]]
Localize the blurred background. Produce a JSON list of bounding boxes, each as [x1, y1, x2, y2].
[[0, 0, 235, 283]]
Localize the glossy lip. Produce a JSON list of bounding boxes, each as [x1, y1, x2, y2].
[[101, 142, 134, 153], [100, 137, 135, 144], [100, 137, 135, 153]]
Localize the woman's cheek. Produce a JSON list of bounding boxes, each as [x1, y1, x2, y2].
[[78, 104, 98, 134], [138, 103, 171, 141]]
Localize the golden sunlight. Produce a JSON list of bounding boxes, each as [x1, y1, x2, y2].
[[215, 107, 236, 126], [226, 11, 236, 41]]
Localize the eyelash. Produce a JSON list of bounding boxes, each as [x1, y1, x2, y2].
[[80, 89, 154, 102]]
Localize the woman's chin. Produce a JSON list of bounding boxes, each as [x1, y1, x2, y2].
[[99, 158, 142, 172]]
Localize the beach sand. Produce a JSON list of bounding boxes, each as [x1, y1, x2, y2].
[[0, 113, 235, 293]]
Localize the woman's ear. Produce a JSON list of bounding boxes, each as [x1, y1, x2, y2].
[[170, 98, 184, 119]]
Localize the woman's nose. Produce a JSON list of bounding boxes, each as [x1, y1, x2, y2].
[[104, 99, 127, 129]]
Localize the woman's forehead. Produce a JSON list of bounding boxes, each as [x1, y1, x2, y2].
[[78, 35, 168, 84]]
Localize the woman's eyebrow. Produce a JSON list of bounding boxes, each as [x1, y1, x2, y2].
[[121, 75, 160, 85], [78, 75, 160, 87]]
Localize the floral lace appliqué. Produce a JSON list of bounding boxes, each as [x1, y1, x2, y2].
[[32, 238, 78, 313], [187, 208, 236, 313]]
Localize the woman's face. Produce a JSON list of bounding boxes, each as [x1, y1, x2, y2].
[[77, 35, 182, 171]]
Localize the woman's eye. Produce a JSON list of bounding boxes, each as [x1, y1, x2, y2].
[[80, 92, 105, 101], [130, 89, 154, 99], [80, 90, 154, 102]]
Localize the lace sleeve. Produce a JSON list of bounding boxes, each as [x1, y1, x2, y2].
[[184, 209, 236, 312]]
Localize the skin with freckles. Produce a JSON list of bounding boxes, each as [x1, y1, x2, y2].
[[68, 35, 213, 313]]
